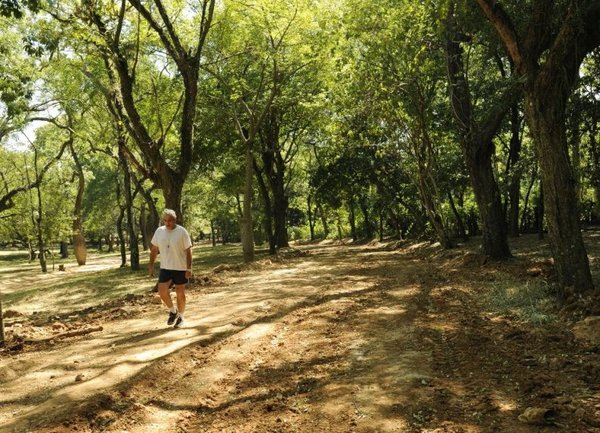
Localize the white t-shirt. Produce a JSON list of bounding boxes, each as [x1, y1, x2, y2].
[[150, 225, 192, 271]]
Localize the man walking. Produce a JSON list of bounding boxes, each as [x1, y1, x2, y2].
[[148, 209, 193, 328]]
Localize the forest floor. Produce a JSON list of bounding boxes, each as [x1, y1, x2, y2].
[[1, 232, 600, 433]]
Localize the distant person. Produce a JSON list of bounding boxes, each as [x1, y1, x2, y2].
[[148, 209, 193, 328]]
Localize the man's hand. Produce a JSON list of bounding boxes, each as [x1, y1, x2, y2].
[[185, 270, 192, 280]]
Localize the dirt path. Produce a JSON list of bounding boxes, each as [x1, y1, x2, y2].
[[1, 240, 599, 433], [0, 244, 431, 433]]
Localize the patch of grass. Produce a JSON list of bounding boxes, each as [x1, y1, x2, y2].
[[485, 276, 557, 325], [192, 243, 271, 269], [0, 250, 31, 262], [0, 243, 270, 318]]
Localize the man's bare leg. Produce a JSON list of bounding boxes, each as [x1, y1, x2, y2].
[[158, 281, 174, 309], [175, 285, 186, 315], [174, 285, 186, 327]]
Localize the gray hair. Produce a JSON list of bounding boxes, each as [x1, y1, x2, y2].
[[162, 209, 177, 220]]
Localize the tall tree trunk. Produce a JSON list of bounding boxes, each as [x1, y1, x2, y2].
[[35, 182, 47, 273], [318, 203, 329, 238], [106, 234, 114, 253], [70, 142, 87, 266], [260, 109, 289, 250], [272, 179, 289, 248], [118, 141, 139, 270], [446, 10, 511, 258], [536, 183, 544, 240], [139, 206, 148, 251], [520, 167, 538, 233], [359, 197, 373, 239], [210, 220, 217, 247], [507, 104, 523, 237], [448, 191, 468, 241], [415, 169, 453, 249], [59, 241, 68, 259], [254, 158, 275, 254], [136, 180, 159, 250], [117, 208, 127, 267], [242, 142, 255, 262], [348, 197, 357, 241], [163, 177, 184, 225], [25, 150, 47, 272], [469, 156, 511, 257], [525, 93, 592, 288], [307, 194, 316, 241], [378, 206, 384, 242]]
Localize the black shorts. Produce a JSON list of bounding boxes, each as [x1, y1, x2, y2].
[[158, 269, 188, 285]]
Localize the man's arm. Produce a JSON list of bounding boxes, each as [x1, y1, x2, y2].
[[148, 244, 159, 276], [185, 247, 192, 278]]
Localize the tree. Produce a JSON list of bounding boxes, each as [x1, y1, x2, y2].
[[445, 3, 515, 258], [339, 0, 458, 247], [475, 0, 599, 292], [79, 0, 216, 221], [203, 2, 305, 261]]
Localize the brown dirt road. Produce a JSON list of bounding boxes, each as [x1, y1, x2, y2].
[[1, 238, 599, 433]]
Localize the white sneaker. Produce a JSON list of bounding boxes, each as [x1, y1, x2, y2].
[[174, 316, 185, 328]]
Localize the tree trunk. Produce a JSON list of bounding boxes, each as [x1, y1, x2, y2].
[[59, 241, 68, 259], [415, 170, 453, 249], [272, 180, 289, 248], [28, 241, 35, 262], [348, 198, 357, 241], [163, 176, 184, 226], [507, 105, 523, 237], [117, 207, 127, 267], [136, 180, 159, 250], [318, 203, 329, 238], [24, 150, 46, 272], [359, 197, 373, 239], [70, 143, 87, 266], [536, 183, 544, 240], [210, 220, 217, 247], [119, 141, 139, 270], [446, 14, 511, 257], [254, 159, 275, 254], [469, 156, 511, 257], [378, 206, 384, 242], [525, 92, 593, 289], [106, 234, 114, 253], [448, 191, 468, 241], [241, 142, 255, 262], [35, 184, 47, 273], [307, 194, 316, 241], [260, 110, 290, 250], [520, 167, 537, 233], [139, 206, 148, 251]]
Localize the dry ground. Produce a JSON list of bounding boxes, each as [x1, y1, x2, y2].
[[1, 234, 599, 433]]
